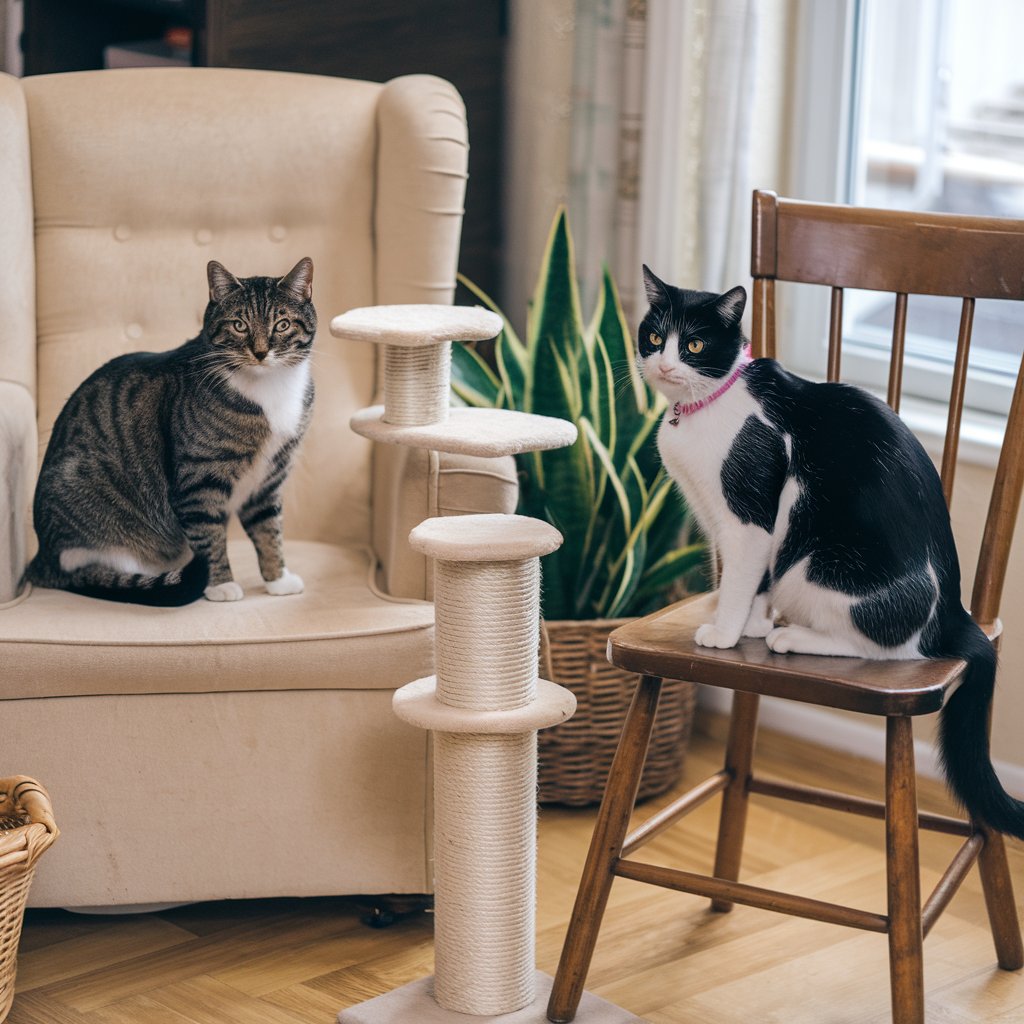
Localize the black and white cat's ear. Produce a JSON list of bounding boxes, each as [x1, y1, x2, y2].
[[642, 264, 670, 305], [207, 261, 242, 302], [279, 257, 314, 302], [714, 285, 747, 329]]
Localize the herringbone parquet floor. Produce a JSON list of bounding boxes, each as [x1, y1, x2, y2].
[[10, 715, 1024, 1023]]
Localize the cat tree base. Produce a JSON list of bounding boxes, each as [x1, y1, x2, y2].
[[337, 971, 646, 1023]]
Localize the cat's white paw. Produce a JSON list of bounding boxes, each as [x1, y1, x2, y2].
[[205, 581, 244, 602], [265, 569, 304, 596], [743, 613, 775, 638], [766, 626, 796, 653], [695, 623, 741, 649]]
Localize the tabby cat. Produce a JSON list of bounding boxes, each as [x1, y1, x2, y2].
[[638, 265, 1024, 839], [25, 258, 316, 606]]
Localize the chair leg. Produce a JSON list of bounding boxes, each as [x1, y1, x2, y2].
[[547, 674, 664, 1024], [975, 692, 1024, 971], [886, 716, 925, 1024], [711, 690, 760, 912], [977, 827, 1024, 970]]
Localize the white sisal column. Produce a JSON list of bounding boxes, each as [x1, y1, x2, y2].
[[395, 515, 574, 1016], [331, 304, 498, 427], [382, 342, 452, 425]]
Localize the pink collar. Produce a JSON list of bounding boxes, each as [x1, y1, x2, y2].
[[668, 346, 752, 425]]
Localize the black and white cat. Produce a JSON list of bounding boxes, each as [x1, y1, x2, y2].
[[638, 265, 1024, 839]]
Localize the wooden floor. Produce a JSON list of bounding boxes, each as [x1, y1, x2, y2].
[[10, 714, 1024, 1024]]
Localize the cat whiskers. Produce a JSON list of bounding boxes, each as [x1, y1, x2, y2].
[[612, 360, 643, 400], [190, 352, 239, 393]]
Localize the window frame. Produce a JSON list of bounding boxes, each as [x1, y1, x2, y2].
[[782, 0, 1018, 424]]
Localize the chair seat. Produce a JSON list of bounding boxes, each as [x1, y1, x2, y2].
[[0, 540, 435, 700], [606, 592, 995, 716]]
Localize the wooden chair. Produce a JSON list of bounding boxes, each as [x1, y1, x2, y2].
[[546, 190, 1024, 1024]]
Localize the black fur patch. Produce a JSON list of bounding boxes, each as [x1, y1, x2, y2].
[[720, 416, 788, 533], [850, 572, 937, 647]]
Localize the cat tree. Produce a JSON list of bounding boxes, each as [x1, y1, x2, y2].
[[332, 305, 642, 1023]]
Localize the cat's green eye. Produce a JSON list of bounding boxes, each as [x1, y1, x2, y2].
[[688, 339, 705, 354], [231, 319, 246, 332], [649, 332, 663, 348], [275, 319, 291, 332]]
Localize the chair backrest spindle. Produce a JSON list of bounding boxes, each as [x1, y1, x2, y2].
[[972, 366, 1024, 624], [887, 292, 908, 412], [939, 297, 975, 505], [827, 287, 844, 382], [751, 277, 776, 359]]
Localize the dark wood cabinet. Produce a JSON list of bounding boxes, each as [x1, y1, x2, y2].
[[21, 0, 506, 297]]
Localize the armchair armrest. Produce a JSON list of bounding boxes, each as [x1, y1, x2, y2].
[[371, 444, 518, 600], [0, 380, 37, 605]]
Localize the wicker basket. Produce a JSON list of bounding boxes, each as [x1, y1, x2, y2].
[[0, 777, 58, 1022], [538, 619, 697, 806]]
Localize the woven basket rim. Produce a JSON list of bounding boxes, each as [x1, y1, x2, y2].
[[542, 617, 634, 628]]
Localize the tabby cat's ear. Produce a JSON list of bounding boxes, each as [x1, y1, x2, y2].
[[279, 257, 314, 302], [642, 264, 670, 306], [207, 261, 241, 302], [714, 286, 747, 329]]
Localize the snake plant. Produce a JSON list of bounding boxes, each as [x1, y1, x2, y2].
[[451, 207, 706, 620]]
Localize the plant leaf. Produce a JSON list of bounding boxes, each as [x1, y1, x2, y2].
[[526, 207, 585, 418], [590, 329, 617, 453], [537, 401, 594, 619], [607, 534, 647, 619], [456, 276, 528, 410], [495, 329, 527, 410], [579, 417, 631, 538], [633, 543, 708, 603], [456, 273, 525, 352], [450, 342, 501, 408]]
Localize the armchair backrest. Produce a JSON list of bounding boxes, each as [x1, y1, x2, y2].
[[0, 67, 468, 548]]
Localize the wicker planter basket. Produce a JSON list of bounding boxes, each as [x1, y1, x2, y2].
[[0, 777, 58, 1022], [538, 619, 697, 806]]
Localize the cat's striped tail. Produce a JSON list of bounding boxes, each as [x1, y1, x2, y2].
[[938, 612, 1024, 839], [25, 553, 209, 607]]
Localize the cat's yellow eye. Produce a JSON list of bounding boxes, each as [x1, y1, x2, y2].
[[231, 319, 246, 332], [688, 339, 705, 354], [649, 332, 663, 348], [275, 319, 291, 332]]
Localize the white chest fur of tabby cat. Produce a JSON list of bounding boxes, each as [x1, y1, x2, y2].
[[227, 361, 309, 512]]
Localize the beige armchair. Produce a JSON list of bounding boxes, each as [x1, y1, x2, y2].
[[0, 67, 516, 908]]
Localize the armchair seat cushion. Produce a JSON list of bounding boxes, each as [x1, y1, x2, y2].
[[0, 540, 434, 700]]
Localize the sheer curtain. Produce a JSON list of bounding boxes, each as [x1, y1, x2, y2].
[[567, 0, 647, 319], [637, 0, 760, 301], [503, 0, 763, 330]]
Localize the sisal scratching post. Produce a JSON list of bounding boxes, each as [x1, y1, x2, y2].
[[332, 304, 643, 1023], [397, 515, 575, 1015]]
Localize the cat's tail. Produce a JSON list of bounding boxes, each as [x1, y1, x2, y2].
[[938, 611, 1024, 839], [25, 553, 209, 607]]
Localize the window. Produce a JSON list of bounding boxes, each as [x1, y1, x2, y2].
[[786, 0, 1024, 423]]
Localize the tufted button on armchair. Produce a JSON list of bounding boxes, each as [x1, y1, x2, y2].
[[0, 67, 516, 908]]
